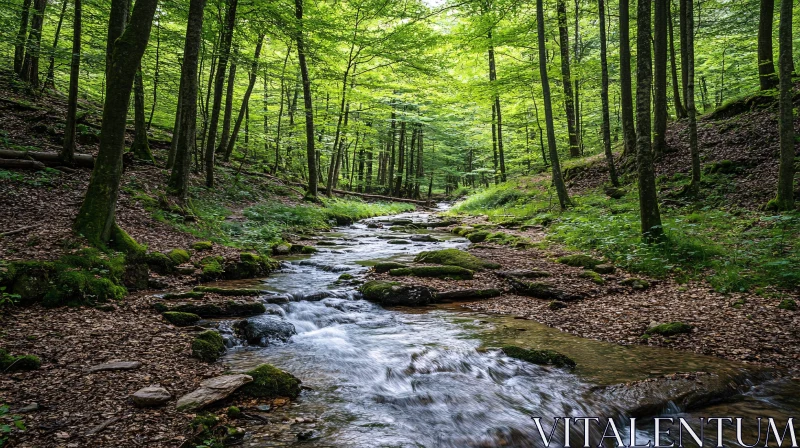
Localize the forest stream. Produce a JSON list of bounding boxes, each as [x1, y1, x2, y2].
[[200, 207, 799, 447]]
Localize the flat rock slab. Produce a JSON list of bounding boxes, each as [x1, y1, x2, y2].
[[177, 374, 253, 411], [86, 361, 142, 373], [132, 385, 172, 408]]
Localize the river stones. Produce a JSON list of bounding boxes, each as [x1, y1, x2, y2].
[[409, 234, 441, 243], [176, 374, 253, 410], [86, 361, 142, 373], [505, 277, 585, 301], [389, 265, 474, 280], [235, 316, 297, 346], [373, 262, 408, 273], [272, 243, 292, 256], [502, 346, 576, 369], [360, 281, 434, 306], [132, 385, 172, 408]]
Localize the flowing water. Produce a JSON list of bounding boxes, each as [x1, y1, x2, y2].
[[216, 206, 797, 447]]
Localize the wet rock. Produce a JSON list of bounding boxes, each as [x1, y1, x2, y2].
[[373, 262, 408, 273], [191, 331, 226, 362], [425, 220, 458, 228], [224, 253, 278, 280], [298, 430, 315, 441], [389, 265, 474, 280], [264, 294, 292, 304], [192, 286, 267, 296], [154, 300, 266, 318], [391, 219, 414, 226], [410, 234, 441, 242], [434, 289, 502, 302], [132, 385, 172, 408], [272, 243, 292, 256], [502, 346, 576, 369], [415, 249, 500, 270], [592, 264, 616, 274], [176, 374, 253, 410], [86, 361, 142, 373], [620, 278, 651, 290], [262, 304, 287, 316], [360, 280, 435, 306], [235, 316, 297, 346], [366, 223, 381, 229], [505, 277, 586, 301], [240, 364, 302, 399], [387, 239, 412, 245], [292, 290, 333, 301]]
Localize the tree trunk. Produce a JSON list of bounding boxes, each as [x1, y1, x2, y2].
[[327, 75, 351, 196], [668, 1, 687, 119], [679, 0, 688, 107], [758, 0, 779, 90], [653, 0, 668, 158], [20, 0, 47, 87], [74, 0, 158, 247], [774, 0, 795, 209], [635, 0, 664, 241], [538, 0, 571, 209], [415, 128, 423, 199], [619, 0, 636, 159], [573, 0, 582, 155], [487, 30, 506, 181], [166, 81, 182, 169], [685, 0, 700, 195], [394, 120, 406, 197], [167, 0, 206, 201], [491, 103, 498, 184], [387, 105, 397, 195], [224, 35, 264, 162], [599, 0, 619, 187], [204, 0, 237, 188], [14, 0, 33, 75], [295, 0, 317, 198], [147, 19, 160, 129], [130, 67, 154, 163], [217, 45, 238, 155], [61, 0, 81, 165], [557, 0, 580, 158], [44, 0, 68, 90]]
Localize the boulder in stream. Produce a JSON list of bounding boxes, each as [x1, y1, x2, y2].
[[360, 280, 434, 306], [177, 374, 253, 410], [235, 316, 297, 346]]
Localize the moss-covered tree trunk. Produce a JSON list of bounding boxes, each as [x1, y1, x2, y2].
[[653, 0, 668, 159], [14, 0, 33, 75], [130, 67, 154, 163], [635, 0, 664, 240], [538, 0, 571, 209], [619, 0, 636, 159], [168, 0, 206, 201], [74, 0, 158, 247], [20, 0, 47, 87], [758, 0, 779, 90], [598, 0, 620, 187], [686, 0, 701, 195], [774, 0, 795, 209], [61, 0, 81, 166], [557, 0, 579, 158], [295, 0, 317, 198], [224, 35, 264, 162]]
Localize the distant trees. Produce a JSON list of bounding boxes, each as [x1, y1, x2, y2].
[[19, 0, 46, 87]]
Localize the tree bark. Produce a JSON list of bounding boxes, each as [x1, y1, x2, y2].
[[758, 0, 779, 90], [487, 30, 506, 181], [557, 0, 580, 158], [20, 0, 47, 87], [166, 80, 182, 170], [61, 0, 81, 166], [598, 0, 619, 187], [774, 0, 795, 209], [686, 0, 700, 195], [394, 120, 406, 197], [204, 0, 237, 188], [295, 0, 317, 198], [635, 0, 664, 240], [74, 0, 158, 247], [168, 0, 206, 201], [14, 0, 33, 75], [217, 46, 238, 155], [224, 35, 264, 162], [538, 0, 571, 209], [44, 0, 69, 90], [653, 0, 668, 158], [147, 19, 160, 129], [668, 1, 687, 119], [491, 103, 498, 184], [130, 67, 154, 163], [619, 0, 636, 159]]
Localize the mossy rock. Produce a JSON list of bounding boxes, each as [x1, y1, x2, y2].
[[373, 262, 408, 273], [387, 239, 411, 245], [592, 264, 616, 274], [162, 291, 205, 300], [557, 254, 603, 269], [167, 249, 191, 264], [227, 406, 242, 419], [192, 241, 213, 251], [155, 300, 265, 318], [359, 280, 434, 306], [42, 270, 126, 307], [778, 299, 797, 311], [8, 261, 56, 304], [485, 232, 525, 247], [548, 300, 567, 311], [389, 265, 474, 280], [620, 278, 651, 290], [239, 364, 301, 399], [645, 322, 693, 337], [579, 270, 605, 285], [338, 273, 354, 281], [226, 301, 268, 316], [451, 226, 475, 236], [414, 249, 500, 271], [224, 253, 277, 280], [145, 252, 177, 275], [0, 349, 41, 372], [193, 286, 266, 296], [191, 330, 226, 362], [506, 277, 585, 301], [163, 311, 201, 327], [466, 231, 490, 243], [272, 243, 292, 256], [300, 246, 318, 254], [502, 346, 576, 369]]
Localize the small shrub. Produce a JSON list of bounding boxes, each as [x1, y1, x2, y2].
[[778, 299, 797, 311]]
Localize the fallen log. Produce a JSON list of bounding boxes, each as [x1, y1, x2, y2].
[[0, 158, 46, 170], [0, 225, 40, 237], [0, 149, 94, 168]]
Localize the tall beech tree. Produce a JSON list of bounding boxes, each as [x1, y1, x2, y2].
[[487, 27, 506, 181], [60, 0, 81, 165], [619, 0, 635, 158], [295, 0, 318, 198], [19, 0, 46, 86], [774, 0, 795, 209], [538, 0, 571, 209], [757, 0, 778, 90], [43, 0, 68, 89], [668, 3, 686, 119], [130, 66, 154, 163], [685, 0, 700, 194], [635, 0, 664, 240], [557, 0, 579, 158], [74, 0, 159, 247], [14, 0, 32, 75], [598, 0, 619, 187], [168, 0, 207, 201], [224, 35, 265, 162], [653, 0, 668, 158]]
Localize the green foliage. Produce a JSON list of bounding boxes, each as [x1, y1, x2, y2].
[[239, 364, 302, 399], [501, 346, 576, 369], [645, 322, 693, 337], [778, 299, 797, 311], [0, 349, 41, 372], [0, 403, 26, 446], [226, 406, 242, 419], [191, 331, 226, 362], [414, 249, 500, 271]]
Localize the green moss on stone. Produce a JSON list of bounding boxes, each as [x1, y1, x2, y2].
[[163, 311, 201, 327], [389, 265, 474, 280], [360, 280, 399, 302], [373, 262, 408, 273], [338, 273, 354, 281], [193, 286, 265, 296], [227, 406, 242, 419], [109, 224, 146, 256], [168, 249, 191, 264], [192, 241, 213, 251], [557, 254, 603, 269], [466, 231, 490, 243], [414, 249, 500, 271], [300, 246, 317, 254], [579, 270, 605, 285], [145, 252, 176, 275], [226, 300, 267, 316], [645, 322, 693, 337], [0, 349, 41, 372], [502, 346, 576, 369], [620, 278, 651, 290], [239, 364, 301, 399], [191, 330, 226, 362], [162, 291, 205, 300]]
